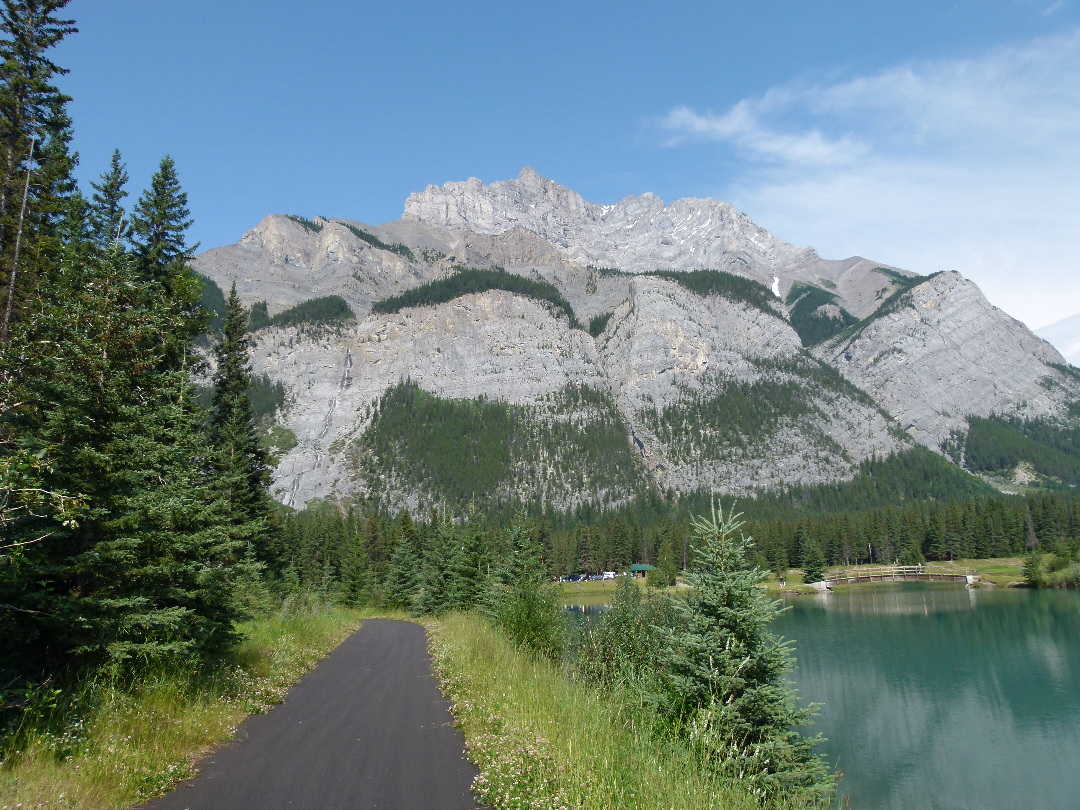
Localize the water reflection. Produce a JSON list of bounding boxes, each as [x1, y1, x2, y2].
[[774, 585, 1080, 810], [784, 581, 982, 616], [565, 585, 1080, 808]]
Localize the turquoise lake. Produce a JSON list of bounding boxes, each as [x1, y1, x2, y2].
[[567, 583, 1080, 807], [773, 583, 1080, 809]]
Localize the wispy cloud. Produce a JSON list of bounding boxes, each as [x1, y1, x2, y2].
[[660, 102, 867, 166], [656, 28, 1080, 328]]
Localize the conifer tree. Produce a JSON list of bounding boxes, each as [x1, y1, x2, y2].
[[384, 530, 420, 611], [87, 147, 128, 248], [113, 156, 203, 379], [0, 0, 77, 342], [128, 155, 197, 291], [415, 518, 457, 615], [339, 531, 373, 607], [445, 524, 490, 611], [363, 511, 388, 578], [655, 529, 678, 586], [657, 503, 834, 804], [0, 246, 248, 672], [485, 519, 564, 658], [209, 283, 274, 562]]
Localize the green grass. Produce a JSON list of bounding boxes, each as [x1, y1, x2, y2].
[[936, 557, 1025, 585], [559, 578, 632, 605], [428, 611, 764, 810], [0, 598, 364, 809]]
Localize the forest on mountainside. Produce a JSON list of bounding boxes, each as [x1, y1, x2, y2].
[[371, 265, 579, 326], [350, 381, 649, 514], [648, 268, 778, 315], [963, 413, 1080, 486], [785, 282, 858, 346]]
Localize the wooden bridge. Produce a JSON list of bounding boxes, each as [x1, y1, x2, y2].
[[811, 565, 980, 590]]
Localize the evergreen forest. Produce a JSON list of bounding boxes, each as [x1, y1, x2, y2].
[[0, 0, 279, 713], [371, 265, 579, 327], [784, 282, 857, 346]]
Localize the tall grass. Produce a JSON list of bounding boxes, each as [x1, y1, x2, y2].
[[428, 612, 763, 810], [0, 596, 362, 809]]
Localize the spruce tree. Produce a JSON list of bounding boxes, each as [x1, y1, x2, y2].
[[363, 511, 388, 578], [0, 0, 77, 342], [128, 155, 197, 290], [338, 531, 373, 607], [87, 147, 128, 248], [485, 519, 564, 658], [209, 283, 273, 563], [0, 246, 248, 672], [656, 528, 678, 586], [383, 530, 421, 611], [657, 503, 834, 804]]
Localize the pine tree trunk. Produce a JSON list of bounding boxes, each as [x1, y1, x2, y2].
[[2, 136, 34, 343]]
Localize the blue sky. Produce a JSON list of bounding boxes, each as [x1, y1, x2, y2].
[[56, 0, 1080, 329]]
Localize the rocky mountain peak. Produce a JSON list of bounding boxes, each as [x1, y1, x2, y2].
[[402, 168, 816, 279]]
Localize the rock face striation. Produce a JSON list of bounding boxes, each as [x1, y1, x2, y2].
[[194, 169, 1079, 509], [815, 272, 1073, 449]]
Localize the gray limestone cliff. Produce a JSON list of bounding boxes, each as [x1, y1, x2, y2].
[[814, 271, 1076, 450], [193, 170, 1079, 509]]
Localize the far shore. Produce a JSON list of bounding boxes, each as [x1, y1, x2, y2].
[[560, 558, 1026, 605]]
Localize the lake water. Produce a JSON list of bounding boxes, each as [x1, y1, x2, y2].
[[566, 584, 1080, 808], [773, 583, 1080, 810]]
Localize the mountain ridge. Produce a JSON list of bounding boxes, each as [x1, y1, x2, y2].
[[194, 169, 1079, 510]]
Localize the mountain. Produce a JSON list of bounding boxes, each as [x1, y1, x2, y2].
[[194, 169, 1080, 511], [1037, 314, 1080, 367]]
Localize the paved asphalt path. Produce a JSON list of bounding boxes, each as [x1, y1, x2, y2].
[[141, 620, 483, 810]]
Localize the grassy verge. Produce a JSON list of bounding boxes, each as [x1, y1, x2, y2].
[[0, 597, 364, 810], [428, 611, 762, 810]]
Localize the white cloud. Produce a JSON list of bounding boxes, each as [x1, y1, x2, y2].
[[660, 103, 867, 166], [658, 28, 1080, 329]]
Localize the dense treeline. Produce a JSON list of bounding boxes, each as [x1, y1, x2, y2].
[[636, 352, 881, 465], [284, 213, 322, 233], [247, 294, 355, 330], [337, 221, 414, 260], [370, 265, 579, 326], [1, 1, 276, 694], [588, 310, 612, 337], [266, 483, 1079, 609], [639, 377, 823, 461]]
